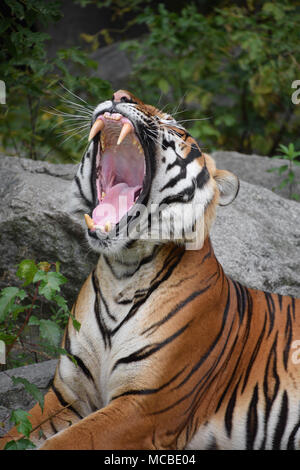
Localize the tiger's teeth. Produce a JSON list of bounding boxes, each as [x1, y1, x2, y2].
[[117, 122, 133, 146], [88, 119, 104, 142], [84, 214, 94, 230], [104, 221, 111, 232], [101, 133, 105, 151]]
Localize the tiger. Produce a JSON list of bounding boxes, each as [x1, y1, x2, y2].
[[1, 89, 300, 450]]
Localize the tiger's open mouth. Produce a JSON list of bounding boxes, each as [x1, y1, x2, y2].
[[85, 112, 147, 235]]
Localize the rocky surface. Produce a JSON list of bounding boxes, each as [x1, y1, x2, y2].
[[211, 179, 300, 298], [0, 151, 299, 434], [212, 150, 300, 201], [0, 360, 57, 436], [0, 156, 98, 308]]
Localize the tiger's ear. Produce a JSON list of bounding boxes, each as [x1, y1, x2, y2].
[[214, 169, 240, 206]]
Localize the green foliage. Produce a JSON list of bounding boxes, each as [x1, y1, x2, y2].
[[95, 0, 300, 156], [10, 409, 33, 438], [4, 437, 36, 450], [0, 259, 80, 450], [268, 143, 300, 200], [0, 259, 79, 368], [10, 377, 44, 411], [0, 0, 113, 163]]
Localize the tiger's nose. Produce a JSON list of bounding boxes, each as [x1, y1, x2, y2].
[[113, 90, 132, 103]]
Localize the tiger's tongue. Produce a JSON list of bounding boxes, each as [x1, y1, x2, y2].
[[92, 183, 142, 226]]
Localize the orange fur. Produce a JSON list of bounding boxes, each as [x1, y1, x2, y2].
[[1, 92, 299, 450]]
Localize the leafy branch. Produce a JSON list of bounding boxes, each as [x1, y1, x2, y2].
[[268, 143, 300, 200]]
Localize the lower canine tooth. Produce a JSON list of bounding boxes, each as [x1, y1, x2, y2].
[[117, 122, 133, 146], [104, 221, 111, 232], [84, 214, 94, 230]]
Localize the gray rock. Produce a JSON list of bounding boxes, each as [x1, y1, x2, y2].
[[0, 156, 98, 308], [212, 150, 300, 201], [0, 360, 57, 436], [211, 180, 300, 298], [91, 43, 132, 90]]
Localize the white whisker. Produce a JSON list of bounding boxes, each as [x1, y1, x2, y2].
[[58, 82, 92, 107]]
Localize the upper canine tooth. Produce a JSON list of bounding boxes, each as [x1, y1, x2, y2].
[[84, 214, 94, 230], [88, 119, 104, 142], [117, 122, 133, 146]]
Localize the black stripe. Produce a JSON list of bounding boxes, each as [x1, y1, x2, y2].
[[224, 379, 240, 438], [159, 180, 197, 206], [99, 284, 116, 321], [143, 285, 211, 336], [263, 333, 280, 415], [277, 293, 283, 311], [49, 419, 58, 434], [260, 333, 280, 449], [74, 175, 93, 209], [91, 270, 111, 348], [112, 367, 186, 400], [80, 152, 86, 175], [232, 281, 247, 324], [112, 321, 190, 371], [176, 282, 232, 393], [272, 391, 288, 450], [72, 354, 94, 381], [291, 297, 296, 320], [264, 292, 275, 338], [283, 305, 292, 371], [51, 384, 82, 419], [103, 245, 159, 280], [287, 419, 300, 450], [111, 246, 185, 336], [246, 383, 259, 449], [241, 311, 267, 393]]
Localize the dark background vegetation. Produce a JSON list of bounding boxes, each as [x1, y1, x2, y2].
[[1, 0, 300, 164]]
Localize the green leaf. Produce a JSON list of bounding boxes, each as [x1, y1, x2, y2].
[[39, 319, 62, 347], [70, 314, 81, 332], [28, 315, 41, 326], [32, 270, 47, 284], [10, 409, 32, 438], [11, 376, 44, 412], [0, 287, 26, 322], [0, 332, 17, 344], [37, 272, 67, 301], [4, 438, 36, 450], [158, 78, 169, 94], [278, 165, 288, 175], [53, 294, 68, 312], [16, 260, 38, 286]]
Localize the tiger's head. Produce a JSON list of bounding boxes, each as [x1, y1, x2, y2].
[[70, 90, 239, 254]]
